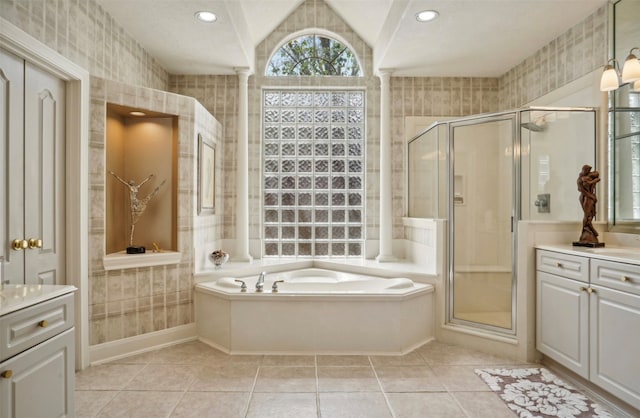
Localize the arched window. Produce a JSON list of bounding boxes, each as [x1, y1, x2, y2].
[[267, 34, 362, 76]]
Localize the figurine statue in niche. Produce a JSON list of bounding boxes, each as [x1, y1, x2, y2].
[[110, 171, 166, 254], [573, 164, 604, 247]]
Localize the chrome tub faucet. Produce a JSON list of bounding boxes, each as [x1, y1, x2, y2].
[[256, 271, 266, 292]]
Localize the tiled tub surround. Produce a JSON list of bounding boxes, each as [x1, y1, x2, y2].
[[89, 77, 223, 348], [196, 268, 434, 354]]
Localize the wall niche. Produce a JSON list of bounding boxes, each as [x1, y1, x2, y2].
[[105, 103, 178, 261]]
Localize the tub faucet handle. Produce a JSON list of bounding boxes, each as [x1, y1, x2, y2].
[[272, 280, 285, 292], [234, 279, 247, 292]]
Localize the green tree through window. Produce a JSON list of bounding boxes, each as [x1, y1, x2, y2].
[[267, 34, 362, 76]]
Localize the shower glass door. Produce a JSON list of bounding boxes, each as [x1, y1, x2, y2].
[[449, 115, 516, 332]]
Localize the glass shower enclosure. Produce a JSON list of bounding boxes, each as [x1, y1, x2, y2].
[[408, 107, 597, 334]]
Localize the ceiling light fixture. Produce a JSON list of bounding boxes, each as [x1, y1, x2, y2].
[[129, 111, 146, 116], [195, 11, 217, 23], [416, 10, 439, 23]]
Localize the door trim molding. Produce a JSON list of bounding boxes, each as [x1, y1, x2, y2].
[[0, 16, 90, 370]]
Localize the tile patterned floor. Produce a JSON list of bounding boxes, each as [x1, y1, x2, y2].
[[75, 340, 526, 417]]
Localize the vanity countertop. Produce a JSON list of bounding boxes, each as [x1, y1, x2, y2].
[[0, 284, 76, 317], [536, 244, 640, 265]]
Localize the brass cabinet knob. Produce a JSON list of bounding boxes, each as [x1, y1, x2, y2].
[[28, 238, 43, 249], [579, 286, 588, 292], [556, 262, 564, 268], [12, 239, 28, 251], [621, 276, 630, 282], [587, 287, 595, 294], [38, 320, 48, 328], [1, 370, 13, 379]]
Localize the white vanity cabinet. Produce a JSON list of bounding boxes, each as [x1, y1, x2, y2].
[[536, 269, 589, 378], [0, 286, 75, 418], [589, 258, 640, 409], [536, 247, 640, 410]]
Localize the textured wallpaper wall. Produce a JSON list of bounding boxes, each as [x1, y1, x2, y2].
[[88, 77, 222, 344], [0, 0, 168, 90]]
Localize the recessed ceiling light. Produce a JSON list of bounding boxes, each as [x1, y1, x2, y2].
[[130, 111, 146, 116], [195, 11, 217, 23], [416, 10, 439, 22]]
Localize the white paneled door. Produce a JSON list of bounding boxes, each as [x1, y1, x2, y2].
[[0, 47, 65, 285]]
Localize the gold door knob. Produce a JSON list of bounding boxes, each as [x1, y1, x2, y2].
[[38, 320, 48, 328], [28, 238, 43, 249], [1, 370, 13, 379], [12, 239, 28, 250]]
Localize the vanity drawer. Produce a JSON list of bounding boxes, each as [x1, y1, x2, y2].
[[536, 250, 589, 282], [0, 293, 74, 362], [591, 259, 640, 296]]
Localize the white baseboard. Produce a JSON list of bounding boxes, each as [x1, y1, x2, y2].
[[88, 323, 197, 366], [198, 336, 231, 354], [197, 336, 435, 356]]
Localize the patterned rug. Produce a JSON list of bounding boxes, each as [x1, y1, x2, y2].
[[475, 368, 613, 418]]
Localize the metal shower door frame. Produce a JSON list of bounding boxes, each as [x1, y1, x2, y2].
[[446, 110, 521, 336]]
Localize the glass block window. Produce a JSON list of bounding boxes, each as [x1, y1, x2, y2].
[[267, 34, 362, 77], [263, 90, 365, 257]]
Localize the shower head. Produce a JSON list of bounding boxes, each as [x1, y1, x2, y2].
[[521, 112, 552, 132], [521, 122, 546, 132]]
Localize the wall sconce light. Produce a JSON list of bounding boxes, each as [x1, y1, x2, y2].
[[622, 47, 640, 83], [600, 59, 620, 91], [601, 48, 640, 92]]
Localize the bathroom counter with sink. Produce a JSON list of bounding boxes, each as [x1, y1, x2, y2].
[[0, 284, 76, 416], [535, 244, 640, 411], [536, 244, 640, 265], [0, 284, 76, 317]]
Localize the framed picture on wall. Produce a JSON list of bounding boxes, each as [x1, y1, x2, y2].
[[198, 133, 215, 215]]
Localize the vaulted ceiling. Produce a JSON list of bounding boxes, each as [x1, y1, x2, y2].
[[96, 0, 609, 77]]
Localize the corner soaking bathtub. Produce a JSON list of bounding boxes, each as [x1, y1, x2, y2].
[[195, 268, 434, 354]]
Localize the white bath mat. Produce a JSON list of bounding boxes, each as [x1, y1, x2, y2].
[[474, 367, 614, 418]]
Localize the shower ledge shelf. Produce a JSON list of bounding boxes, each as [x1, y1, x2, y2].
[[103, 251, 182, 271]]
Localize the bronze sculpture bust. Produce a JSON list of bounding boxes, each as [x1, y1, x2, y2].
[[573, 164, 604, 247]]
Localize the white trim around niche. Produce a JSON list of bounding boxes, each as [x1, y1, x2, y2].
[[0, 17, 91, 370]]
